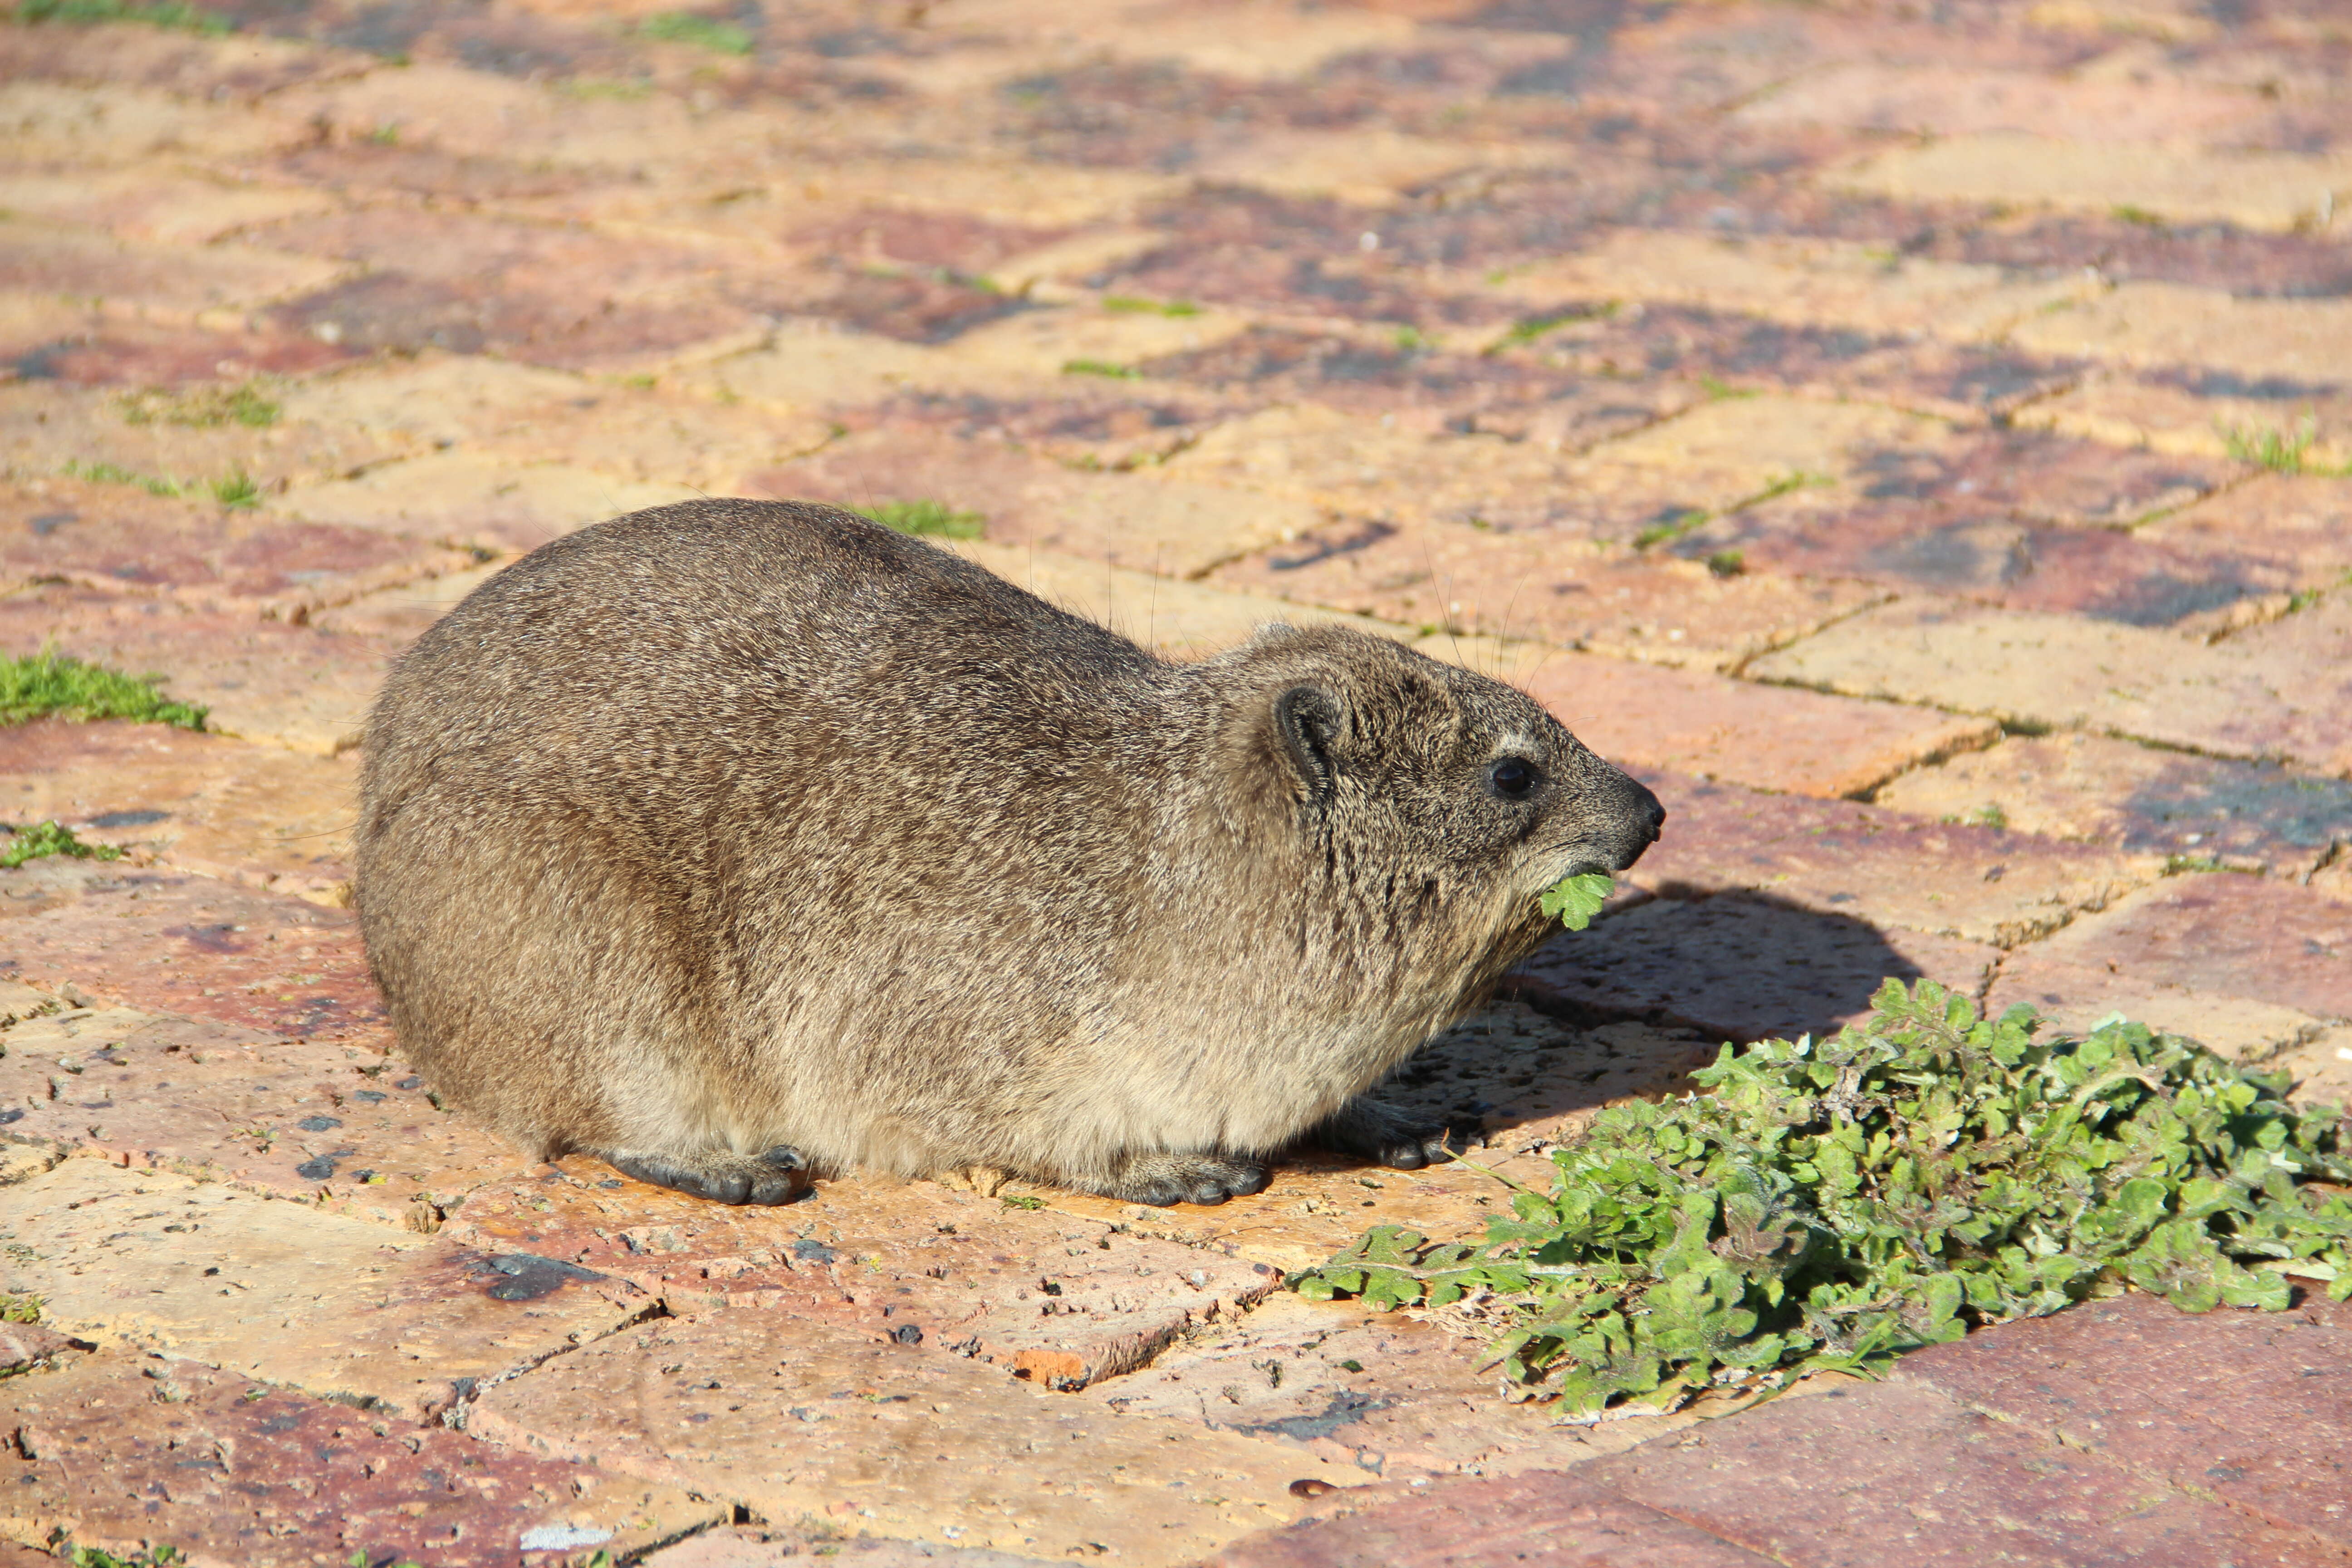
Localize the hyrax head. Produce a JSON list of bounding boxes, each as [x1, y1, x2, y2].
[[1199, 623, 1665, 961]]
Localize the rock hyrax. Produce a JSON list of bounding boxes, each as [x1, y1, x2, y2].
[[355, 500, 1664, 1206]]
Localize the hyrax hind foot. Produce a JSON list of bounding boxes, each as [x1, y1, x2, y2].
[[1096, 1152, 1270, 1208], [598, 1146, 811, 1205], [1316, 1097, 1460, 1171]]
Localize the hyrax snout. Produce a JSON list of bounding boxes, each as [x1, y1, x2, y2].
[[355, 500, 1663, 1207]]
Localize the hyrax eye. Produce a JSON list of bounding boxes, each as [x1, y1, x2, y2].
[[1487, 757, 1539, 800]]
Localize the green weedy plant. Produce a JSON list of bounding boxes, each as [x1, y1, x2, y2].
[[849, 500, 985, 541], [1294, 980, 2352, 1419], [2, 821, 124, 869], [12, 0, 228, 33], [0, 652, 208, 729], [641, 10, 753, 54]]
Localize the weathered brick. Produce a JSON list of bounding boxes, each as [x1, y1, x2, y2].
[[0, 168, 338, 247], [275, 450, 706, 556], [0, 1349, 719, 1566], [1749, 597, 2352, 778], [756, 429, 1321, 580], [1992, 872, 2352, 1024], [1, 318, 356, 387], [1583, 1377, 2333, 1568], [0, 997, 522, 1227], [1494, 640, 1999, 800], [1734, 61, 2272, 144], [2140, 474, 2352, 584], [1089, 1292, 1690, 1489], [0, 586, 389, 753], [1833, 133, 2348, 233], [0, 218, 339, 321], [1208, 1468, 1774, 1568], [641, 1528, 1059, 1568], [1211, 522, 1888, 674], [1512, 892, 2000, 1044], [471, 1309, 1362, 1566], [1613, 771, 2150, 947], [2010, 376, 2352, 475], [0, 19, 369, 101], [2011, 281, 2352, 388], [1893, 1292, 2352, 1546], [0, 80, 305, 171], [441, 1163, 1280, 1389], [1, 1158, 651, 1421], [0, 379, 411, 496], [272, 353, 593, 450], [1984, 952, 2335, 1062], [0, 867, 381, 1040], [0, 718, 359, 903], [1487, 230, 2095, 343], [1680, 491, 2295, 628], [256, 207, 796, 370], [0, 475, 473, 621], [954, 541, 1406, 662], [1875, 733, 2352, 877]]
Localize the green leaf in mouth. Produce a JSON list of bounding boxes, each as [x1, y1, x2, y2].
[[1539, 871, 1615, 931]]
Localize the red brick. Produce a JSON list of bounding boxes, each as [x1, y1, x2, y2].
[[1090, 1293, 1655, 1485], [1876, 734, 2352, 879], [1210, 522, 1887, 674], [1895, 1294, 2352, 1543], [1856, 428, 2243, 527], [1515, 648, 1997, 800], [1684, 498, 2304, 629], [2003, 873, 2352, 1023], [1583, 1378, 2336, 1568], [1, 475, 471, 621], [1207, 1469, 1774, 1567], [259, 208, 810, 371], [443, 1161, 1279, 1388], [0, 1350, 717, 1566], [0, 996, 522, 1228], [1510, 891, 1999, 1044], [1616, 771, 2151, 946], [2140, 474, 2352, 582], [471, 1306, 1362, 1561], [0, 586, 387, 754], [5, 318, 356, 386], [0, 868, 383, 1041], [0, 718, 359, 904], [0, 1323, 93, 1376]]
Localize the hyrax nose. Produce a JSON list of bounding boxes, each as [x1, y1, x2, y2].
[[1599, 771, 1666, 872]]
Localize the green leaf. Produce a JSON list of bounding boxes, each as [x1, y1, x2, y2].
[[1538, 871, 1614, 931]]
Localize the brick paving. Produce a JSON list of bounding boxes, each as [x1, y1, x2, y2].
[[0, 0, 2348, 1563]]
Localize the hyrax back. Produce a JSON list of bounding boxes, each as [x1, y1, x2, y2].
[[356, 500, 1662, 1206]]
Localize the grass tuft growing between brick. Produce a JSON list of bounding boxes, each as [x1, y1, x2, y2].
[[849, 500, 985, 541], [640, 10, 752, 54], [10, 0, 228, 31], [1, 652, 207, 730], [1, 820, 123, 869], [2222, 417, 2351, 478], [120, 381, 279, 429], [1293, 980, 2351, 1421]]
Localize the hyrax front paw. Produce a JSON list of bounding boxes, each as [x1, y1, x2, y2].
[[1316, 1097, 1460, 1171], [600, 1146, 810, 1205], [1098, 1152, 1271, 1208]]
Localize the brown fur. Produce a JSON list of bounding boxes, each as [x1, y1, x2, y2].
[[354, 500, 1662, 1206]]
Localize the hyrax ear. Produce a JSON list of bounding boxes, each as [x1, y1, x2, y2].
[[1274, 684, 1344, 804]]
